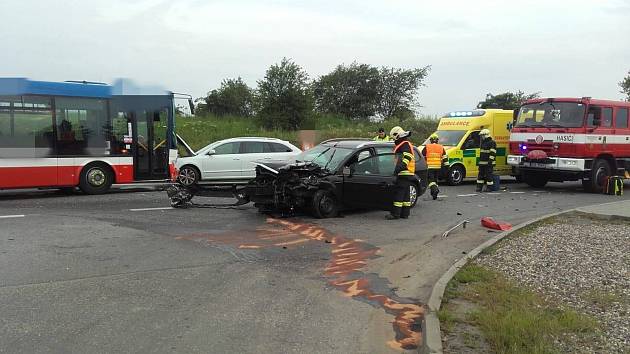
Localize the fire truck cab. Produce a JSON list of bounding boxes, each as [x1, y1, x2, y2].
[[508, 97, 630, 192]]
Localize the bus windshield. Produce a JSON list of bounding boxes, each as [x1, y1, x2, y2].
[[423, 130, 467, 147], [516, 102, 585, 128]]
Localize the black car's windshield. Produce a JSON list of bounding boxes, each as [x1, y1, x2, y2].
[[423, 130, 467, 147], [516, 102, 586, 128], [297, 145, 354, 171]]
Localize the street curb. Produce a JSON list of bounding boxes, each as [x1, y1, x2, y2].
[[420, 209, 573, 354], [421, 198, 630, 353]]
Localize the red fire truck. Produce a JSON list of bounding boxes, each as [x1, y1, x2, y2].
[[507, 97, 630, 192]]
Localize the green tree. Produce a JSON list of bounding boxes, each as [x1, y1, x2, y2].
[[196, 78, 254, 117], [313, 62, 380, 120], [376, 66, 431, 119], [256, 58, 314, 130], [620, 70, 630, 101], [477, 91, 541, 110]]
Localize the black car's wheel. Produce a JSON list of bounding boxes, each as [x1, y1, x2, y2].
[[178, 165, 200, 186], [447, 164, 466, 186], [410, 183, 419, 207], [312, 190, 339, 219], [79, 163, 113, 195], [588, 159, 611, 193]]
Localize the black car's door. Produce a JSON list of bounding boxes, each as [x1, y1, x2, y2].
[[343, 152, 396, 209]]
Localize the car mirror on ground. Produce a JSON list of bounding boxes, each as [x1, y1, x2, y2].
[[207, 149, 216, 156]]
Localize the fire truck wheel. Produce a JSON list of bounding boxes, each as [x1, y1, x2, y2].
[[523, 171, 548, 188], [79, 163, 113, 195], [588, 159, 611, 193]]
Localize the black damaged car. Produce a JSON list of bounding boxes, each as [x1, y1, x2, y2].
[[244, 139, 428, 218]]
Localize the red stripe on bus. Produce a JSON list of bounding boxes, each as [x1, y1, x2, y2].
[[0, 164, 134, 189]]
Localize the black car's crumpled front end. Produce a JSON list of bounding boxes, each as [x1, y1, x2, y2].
[[244, 162, 333, 213]]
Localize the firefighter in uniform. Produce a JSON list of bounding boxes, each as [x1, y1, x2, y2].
[[423, 133, 449, 200], [387, 126, 415, 220], [476, 129, 497, 192], [373, 127, 392, 141]]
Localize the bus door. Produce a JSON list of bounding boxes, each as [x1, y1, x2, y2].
[[132, 108, 169, 180]]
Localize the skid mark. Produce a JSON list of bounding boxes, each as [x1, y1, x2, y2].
[[176, 218, 424, 351]]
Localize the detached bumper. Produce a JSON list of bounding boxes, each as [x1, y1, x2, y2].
[[507, 155, 587, 172]]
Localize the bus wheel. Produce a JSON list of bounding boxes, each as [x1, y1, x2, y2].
[[447, 165, 465, 186], [79, 163, 113, 195], [588, 159, 611, 193], [523, 171, 548, 188]]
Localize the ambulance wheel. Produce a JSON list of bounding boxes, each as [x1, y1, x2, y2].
[[588, 159, 611, 193], [312, 190, 339, 219], [523, 171, 548, 188], [79, 163, 113, 195], [447, 165, 465, 186]]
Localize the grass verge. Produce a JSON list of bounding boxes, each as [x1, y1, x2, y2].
[[440, 263, 598, 354]]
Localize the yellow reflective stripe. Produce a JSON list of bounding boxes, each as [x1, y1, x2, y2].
[[402, 202, 412, 207], [480, 149, 490, 153], [489, 149, 497, 153], [478, 161, 488, 165], [393, 202, 403, 207], [428, 182, 437, 187], [398, 171, 414, 176], [486, 181, 494, 185], [477, 180, 484, 183], [489, 156, 496, 160]]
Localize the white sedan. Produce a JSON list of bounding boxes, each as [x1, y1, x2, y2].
[[176, 137, 301, 186]]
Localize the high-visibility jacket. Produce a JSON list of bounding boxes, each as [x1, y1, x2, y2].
[[479, 138, 497, 166], [374, 135, 392, 141], [424, 143, 448, 170], [394, 139, 415, 176]]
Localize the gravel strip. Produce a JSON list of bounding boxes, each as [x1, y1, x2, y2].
[[477, 215, 629, 353]]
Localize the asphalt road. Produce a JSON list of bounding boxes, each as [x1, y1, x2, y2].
[[1, 181, 628, 353]]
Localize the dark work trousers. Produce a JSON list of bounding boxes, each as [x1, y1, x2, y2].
[[476, 164, 494, 191], [392, 176, 413, 218], [427, 169, 440, 199]]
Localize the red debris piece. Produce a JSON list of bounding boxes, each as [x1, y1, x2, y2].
[[481, 217, 512, 231]]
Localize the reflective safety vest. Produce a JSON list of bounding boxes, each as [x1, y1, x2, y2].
[[425, 143, 446, 169], [394, 140, 416, 176], [374, 135, 392, 141]]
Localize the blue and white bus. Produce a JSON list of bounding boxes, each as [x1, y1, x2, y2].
[[0, 78, 188, 194]]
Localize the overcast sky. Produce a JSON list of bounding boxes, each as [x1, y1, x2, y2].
[[1, 0, 629, 116]]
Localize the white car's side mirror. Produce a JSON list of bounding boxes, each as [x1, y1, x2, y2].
[[207, 149, 216, 156]]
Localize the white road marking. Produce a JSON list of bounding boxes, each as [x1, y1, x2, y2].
[[486, 192, 501, 195], [437, 195, 448, 198], [129, 207, 174, 212], [0, 214, 25, 219], [509, 191, 526, 194], [457, 193, 478, 197], [532, 190, 546, 193]]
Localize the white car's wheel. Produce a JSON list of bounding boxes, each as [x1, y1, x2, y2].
[[178, 166, 199, 186]]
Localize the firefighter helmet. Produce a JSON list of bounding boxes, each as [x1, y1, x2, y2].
[[390, 126, 409, 140], [429, 133, 439, 143], [480, 129, 491, 138]]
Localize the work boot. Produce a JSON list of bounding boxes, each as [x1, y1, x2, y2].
[[386, 214, 400, 220], [430, 186, 439, 200], [476, 185, 483, 193], [484, 185, 494, 192]]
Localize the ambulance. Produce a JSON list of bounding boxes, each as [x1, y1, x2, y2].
[[426, 109, 514, 185]]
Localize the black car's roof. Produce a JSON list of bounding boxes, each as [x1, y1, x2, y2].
[[320, 138, 395, 150]]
